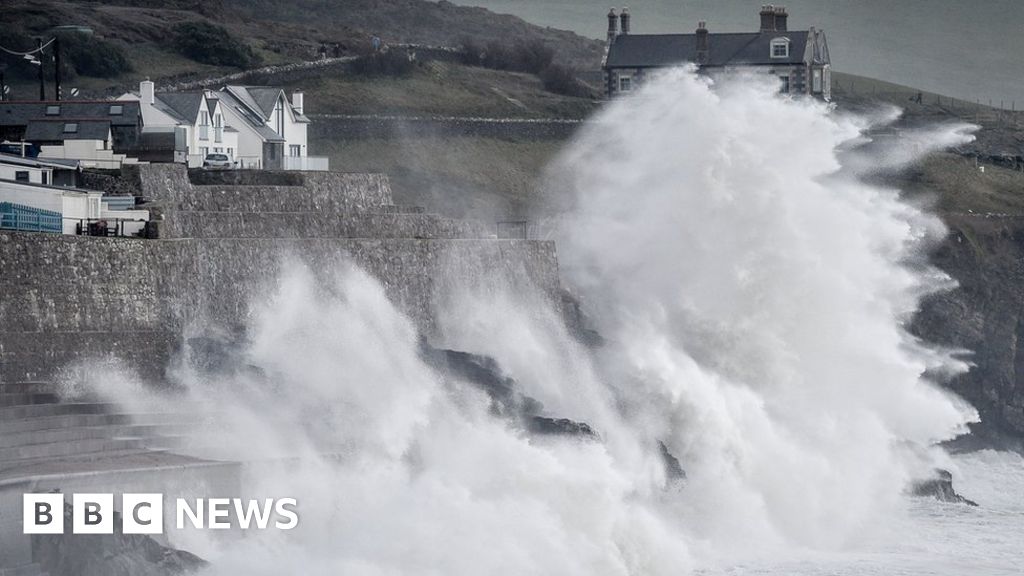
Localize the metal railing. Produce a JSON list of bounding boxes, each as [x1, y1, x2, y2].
[[496, 220, 528, 239], [0, 203, 62, 234], [70, 216, 148, 238]]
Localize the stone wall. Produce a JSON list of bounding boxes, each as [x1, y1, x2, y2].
[[311, 115, 582, 141], [0, 164, 560, 385]]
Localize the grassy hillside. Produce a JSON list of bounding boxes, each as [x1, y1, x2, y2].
[[0, 0, 604, 99]]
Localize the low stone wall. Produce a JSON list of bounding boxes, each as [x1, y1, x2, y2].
[[139, 164, 393, 213], [311, 115, 583, 141]]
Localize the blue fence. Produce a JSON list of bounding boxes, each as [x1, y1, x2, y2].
[[0, 202, 62, 234]]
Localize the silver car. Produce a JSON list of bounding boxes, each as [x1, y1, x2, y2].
[[202, 153, 234, 169]]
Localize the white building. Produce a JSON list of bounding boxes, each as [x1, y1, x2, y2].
[[120, 81, 240, 168], [22, 120, 139, 170], [0, 153, 81, 187], [217, 85, 326, 170], [0, 179, 149, 236]]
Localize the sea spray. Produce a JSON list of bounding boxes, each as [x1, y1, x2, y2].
[[547, 68, 979, 554], [68, 69, 984, 574]]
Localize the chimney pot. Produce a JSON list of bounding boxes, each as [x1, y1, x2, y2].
[[696, 21, 709, 63], [607, 7, 619, 42], [620, 7, 631, 35], [759, 4, 777, 32], [292, 90, 304, 114], [774, 6, 788, 31], [140, 80, 155, 105]]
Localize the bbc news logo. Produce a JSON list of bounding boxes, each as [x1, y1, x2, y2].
[[24, 494, 298, 534]]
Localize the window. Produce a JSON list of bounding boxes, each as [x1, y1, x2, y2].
[[109, 104, 123, 115], [771, 38, 790, 58], [812, 68, 823, 93], [289, 145, 302, 157], [200, 112, 209, 126], [15, 171, 29, 182], [200, 147, 209, 158], [275, 99, 285, 136], [214, 147, 223, 153], [227, 147, 234, 157], [63, 123, 78, 133], [619, 75, 632, 92], [779, 75, 791, 94], [45, 105, 60, 116], [41, 172, 48, 185]]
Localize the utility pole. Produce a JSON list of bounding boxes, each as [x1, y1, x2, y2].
[[54, 36, 62, 101], [37, 38, 45, 101]]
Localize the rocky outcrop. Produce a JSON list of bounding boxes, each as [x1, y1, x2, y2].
[[32, 504, 206, 576], [913, 214, 1024, 446], [910, 469, 978, 506]]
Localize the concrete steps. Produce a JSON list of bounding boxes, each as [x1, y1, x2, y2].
[[0, 393, 60, 408], [0, 563, 47, 576], [0, 382, 214, 474]]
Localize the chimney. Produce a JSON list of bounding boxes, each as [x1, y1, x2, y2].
[[696, 21, 709, 64], [292, 90, 304, 114], [140, 79, 154, 105], [607, 8, 619, 42], [759, 5, 776, 32], [620, 7, 631, 35], [774, 6, 788, 32]]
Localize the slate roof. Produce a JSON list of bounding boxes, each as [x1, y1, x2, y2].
[[153, 92, 206, 124], [223, 85, 310, 124], [24, 119, 112, 141], [218, 88, 286, 142], [606, 31, 810, 68], [0, 101, 141, 127], [0, 153, 81, 170]]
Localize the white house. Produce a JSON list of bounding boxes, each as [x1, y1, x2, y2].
[[120, 81, 240, 168], [21, 120, 139, 169], [217, 85, 326, 170], [0, 153, 81, 187]]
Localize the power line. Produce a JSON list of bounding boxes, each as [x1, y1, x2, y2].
[[0, 38, 56, 57]]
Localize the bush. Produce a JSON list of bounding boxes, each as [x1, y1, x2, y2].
[[349, 48, 416, 77], [60, 33, 132, 78], [172, 21, 260, 68], [540, 64, 591, 98], [457, 37, 587, 97]]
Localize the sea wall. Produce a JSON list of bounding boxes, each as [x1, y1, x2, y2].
[[0, 164, 560, 385]]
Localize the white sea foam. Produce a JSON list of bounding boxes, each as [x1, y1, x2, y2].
[[80, 69, 1010, 574]]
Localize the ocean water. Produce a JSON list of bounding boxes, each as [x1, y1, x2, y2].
[[451, 0, 1024, 105], [77, 70, 1022, 575]]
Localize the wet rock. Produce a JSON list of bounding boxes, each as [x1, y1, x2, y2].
[[33, 503, 207, 576], [420, 340, 594, 438], [911, 468, 978, 506]]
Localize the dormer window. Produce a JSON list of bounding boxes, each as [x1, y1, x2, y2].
[[45, 105, 60, 116], [109, 104, 123, 115], [63, 123, 78, 133], [771, 37, 790, 58]]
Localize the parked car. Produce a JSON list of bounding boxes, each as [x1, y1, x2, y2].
[[202, 153, 234, 169]]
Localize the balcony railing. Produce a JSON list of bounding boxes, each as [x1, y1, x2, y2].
[[283, 156, 330, 171]]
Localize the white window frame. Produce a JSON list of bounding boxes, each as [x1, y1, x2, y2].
[[618, 74, 633, 93], [812, 68, 823, 93], [779, 75, 791, 94], [771, 38, 790, 59]]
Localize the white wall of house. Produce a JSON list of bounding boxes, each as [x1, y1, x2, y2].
[[0, 180, 101, 234], [190, 100, 239, 168], [39, 140, 137, 169], [217, 104, 271, 169], [0, 163, 52, 185]]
